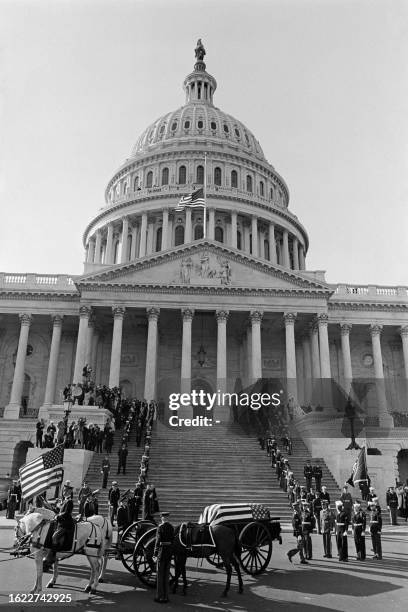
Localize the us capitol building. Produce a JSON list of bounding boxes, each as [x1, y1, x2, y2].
[[1, 42, 407, 495]]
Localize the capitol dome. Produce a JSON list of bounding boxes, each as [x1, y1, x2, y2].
[[83, 41, 309, 273]]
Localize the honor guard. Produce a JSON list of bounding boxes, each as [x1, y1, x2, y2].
[[369, 499, 382, 559], [352, 501, 366, 560], [312, 460, 323, 492], [154, 512, 175, 603], [321, 499, 335, 558], [300, 502, 315, 560], [304, 460, 313, 492], [335, 500, 349, 561], [287, 502, 308, 564]]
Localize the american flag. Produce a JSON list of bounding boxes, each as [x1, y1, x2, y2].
[[198, 503, 270, 527], [19, 445, 64, 500], [175, 187, 205, 211]]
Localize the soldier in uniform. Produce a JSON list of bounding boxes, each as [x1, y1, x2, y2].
[[153, 511, 175, 603], [335, 500, 349, 561], [340, 485, 353, 522], [78, 481, 92, 518], [312, 491, 323, 534], [300, 501, 315, 560], [386, 486, 399, 525], [321, 499, 335, 558], [320, 485, 331, 505], [352, 501, 366, 560], [108, 481, 121, 526], [369, 499, 382, 559], [313, 460, 323, 492], [287, 502, 308, 564], [304, 460, 313, 492]]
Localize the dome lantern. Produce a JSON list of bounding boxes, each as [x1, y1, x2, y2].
[[183, 39, 217, 106]]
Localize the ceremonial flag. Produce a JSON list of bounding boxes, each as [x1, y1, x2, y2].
[[175, 187, 205, 211], [199, 503, 270, 527], [19, 444, 64, 500], [346, 447, 369, 486]]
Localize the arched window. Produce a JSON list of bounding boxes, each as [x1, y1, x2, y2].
[[231, 170, 238, 188], [259, 181, 264, 196], [196, 165, 204, 184], [178, 165, 186, 184], [264, 239, 270, 260], [175, 225, 185, 246], [146, 171, 153, 188], [237, 230, 242, 250], [214, 167, 222, 186], [161, 167, 169, 186], [215, 226, 224, 243], [194, 224, 204, 240], [270, 186, 274, 200], [133, 176, 139, 191], [246, 175, 253, 193], [155, 227, 162, 252]]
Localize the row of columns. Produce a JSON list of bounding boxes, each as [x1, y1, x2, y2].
[[4, 308, 408, 419], [87, 211, 307, 270]]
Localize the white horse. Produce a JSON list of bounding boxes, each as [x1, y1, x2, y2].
[[15, 508, 113, 594]]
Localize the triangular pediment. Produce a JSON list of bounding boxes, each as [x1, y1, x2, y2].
[[77, 241, 332, 294]]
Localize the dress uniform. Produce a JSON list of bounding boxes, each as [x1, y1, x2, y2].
[[335, 501, 349, 561], [352, 502, 366, 560], [321, 500, 335, 558], [154, 512, 175, 603], [386, 487, 399, 525], [300, 503, 315, 560], [369, 501, 382, 559], [312, 462, 323, 492], [287, 503, 308, 564], [304, 461, 313, 492]]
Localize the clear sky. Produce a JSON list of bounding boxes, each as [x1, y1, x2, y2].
[[1, 0, 407, 286]]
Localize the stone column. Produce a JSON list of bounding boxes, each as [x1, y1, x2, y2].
[[284, 312, 297, 403], [259, 232, 265, 258], [317, 314, 331, 378], [399, 326, 408, 379], [85, 315, 95, 366], [130, 225, 137, 260], [250, 311, 263, 382], [94, 230, 102, 264], [180, 308, 194, 394], [244, 224, 250, 254], [139, 212, 148, 257], [146, 220, 154, 255], [162, 209, 169, 250], [282, 229, 290, 268], [4, 314, 32, 418], [340, 323, 353, 392], [293, 237, 299, 269], [216, 310, 229, 393], [309, 322, 321, 379], [230, 211, 237, 248], [43, 315, 64, 405], [90, 326, 100, 378], [108, 307, 125, 388], [251, 216, 258, 256], [144, 307, 160, 401], [299, 245, 306, 270], [105, 223, 114, 264], [208, 208, 215, 240], [88, 238, 96, 264], [185, 208, 192, 243], [73, 306, 91, 383], [120, 217, 129, 263], [269, 223, 277, 264], [302, 333, 312, 404], [370, 324, 392, 426], [246, 325, 252, 386]]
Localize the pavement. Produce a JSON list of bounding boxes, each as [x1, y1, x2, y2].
[[0, 518, 407, 612]]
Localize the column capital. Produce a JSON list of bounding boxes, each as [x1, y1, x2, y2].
[[370, 324, 383, 337], [283, 312, 297, 326], [79, 305, 92, 318], [316, 313, 329, 327], [51, 314, 64, 327], [147, 307, 160, 322], [399, 325, 408, 338], [249, 310, 263, 324], [181, 308, 195, 321], [19, 313, 32, 326], [112, 306, 126, 320], [215, 310, 229, 322], [340, 323, 352, 336], [308, 321, 319, 334]]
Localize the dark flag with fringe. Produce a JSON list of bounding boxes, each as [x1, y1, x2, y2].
[[347, 447, 369, 486]]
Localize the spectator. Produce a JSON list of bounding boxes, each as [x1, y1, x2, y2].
[[117, 444, 128, 475], [35, 420, 44, 448], [108, 481, 120, 526], [101, 456, 111, 489]]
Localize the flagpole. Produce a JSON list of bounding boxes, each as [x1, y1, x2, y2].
[[203, 152, 207, 239]]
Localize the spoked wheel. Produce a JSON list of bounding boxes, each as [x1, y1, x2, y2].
[[118, 520, 156, 574], [239, 521, 272, 575], [133, 528, 175, 588], [206, 550, 224, 569]]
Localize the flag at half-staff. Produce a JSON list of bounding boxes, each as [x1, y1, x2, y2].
[[175, 187, 205, 211], [346, 446, 369, 486], [19, 444, 64, 500]]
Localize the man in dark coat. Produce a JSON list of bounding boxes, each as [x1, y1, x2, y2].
[[117, 444, 128, 475], [108, 481, 121, 525], [101, 457, 110, 489], [61, 480, 74, 500], [312, 492, 323, 534], [287, 503, 308, 564], [52, 494, 75, 550], [6, 480, 21, 519], [352, 501, 366, 560], [78, 481, 92, 518], [300, 502, 315, 560], [304, 460, 313, 492], [340, 485, 353, 522], [153, 512, 175, 603], [312, 460, 323, 492], [369, 500, 383, 559], [321, 500, 335, 558], [320, 485, 331, 505], [36, 420, 44, 448], [117, 500, 129, 537], [386, 486, 399, 525], [335, 500, 349, 561]]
